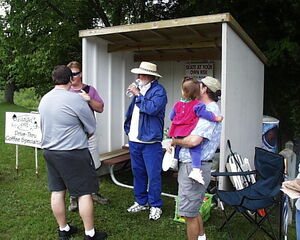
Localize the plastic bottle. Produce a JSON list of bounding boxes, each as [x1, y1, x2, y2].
[[126, 79, 140, 97]]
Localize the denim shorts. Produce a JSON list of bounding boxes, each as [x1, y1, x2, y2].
[[43, 148, 99, 197], [177, 162, 211, 217]]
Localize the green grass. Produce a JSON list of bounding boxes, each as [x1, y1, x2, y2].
[[0, 88, 41, 110], [0, 101, 297, 239]]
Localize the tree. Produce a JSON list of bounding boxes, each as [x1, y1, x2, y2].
[[162, 0, 300, 141], [0, 0, 177, 100], [0, 0, 103, 99], [0, 0, 299, 142], [0, 2, 15, 103]]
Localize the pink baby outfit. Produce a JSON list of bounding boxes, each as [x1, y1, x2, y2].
[[168, 100, 200, 137]]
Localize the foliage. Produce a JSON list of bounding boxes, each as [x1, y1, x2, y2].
[[176, 0, 300, 141], [0, 88, 40, 110], [0, 0, 299, 140], [0, 0, 98, 97], [14, 87, 40, 110], [0, 0, 181, 96]]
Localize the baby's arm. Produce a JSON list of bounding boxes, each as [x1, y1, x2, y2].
[[169, 106, 176, 121], [194, 102, 223, 122]]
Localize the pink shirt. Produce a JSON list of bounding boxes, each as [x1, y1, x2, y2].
[[168, 100, 200, 137], [69, 84, 104, 105]]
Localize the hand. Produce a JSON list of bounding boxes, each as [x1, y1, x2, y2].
[[79, 90, 91, 102], [165, 138, 176, 153], [215, 115, 224, 122], [165, 142, 173, 153], [166, 146, 175, 153], [171, 138, 177, 147], [127, 83, 140, 96]]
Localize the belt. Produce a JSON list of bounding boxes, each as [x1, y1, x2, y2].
[[179, 159, 212, 164], [202, 160, 213, 163]]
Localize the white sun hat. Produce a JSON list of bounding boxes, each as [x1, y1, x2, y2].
[[131, 61, 162, 78]]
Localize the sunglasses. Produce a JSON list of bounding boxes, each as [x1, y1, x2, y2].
[[72, 72, 81, 76]]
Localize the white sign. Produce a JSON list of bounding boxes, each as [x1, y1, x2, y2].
[[185, 63, 214, 80], [5, 112, 42, 148]]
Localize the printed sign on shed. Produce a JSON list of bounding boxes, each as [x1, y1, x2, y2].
[[5, 112, 42, 148], [185, 63, 214, 80]]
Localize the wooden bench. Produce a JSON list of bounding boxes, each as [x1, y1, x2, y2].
[[100, 148, 131, 165], [100, 147, 176, 198], [100, 148, 133, 189]]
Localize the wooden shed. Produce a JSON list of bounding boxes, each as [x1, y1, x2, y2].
[[79, 13, 267, 189]]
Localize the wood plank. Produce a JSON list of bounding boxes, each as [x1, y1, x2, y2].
[[108, 40, 216, 53], [116, 33, 139, 42], [184, 48, 194, 53], [186, 26, 206, 38], [149, 30, 170, 40], [79, 13, 267, 65], [100, 149, 129, 161], [102, 154, 131, 165], [79, 13, 230, 37], [134, 50, 220, 62]]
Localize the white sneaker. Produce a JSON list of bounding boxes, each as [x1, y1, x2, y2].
[[198, 234, 206, 240], [127, 202, 149, 213], [149, 207, 162, 220], [188, 168, 205, 185]]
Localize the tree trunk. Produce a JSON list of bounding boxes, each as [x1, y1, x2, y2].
[[4, 82, 15, 104]]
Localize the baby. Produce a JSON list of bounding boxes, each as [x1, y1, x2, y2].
[[168, 77, 223, 184]]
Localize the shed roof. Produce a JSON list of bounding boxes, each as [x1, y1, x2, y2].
[[79, 13, 267, 64]]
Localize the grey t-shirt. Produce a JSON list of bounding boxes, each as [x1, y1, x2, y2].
[[38, 88, 96, 150]]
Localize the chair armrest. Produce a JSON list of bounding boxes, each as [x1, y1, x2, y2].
[[211, 170, 256, 177]]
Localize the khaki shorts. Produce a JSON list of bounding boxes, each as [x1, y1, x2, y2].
[[177, 162, 211, 217]]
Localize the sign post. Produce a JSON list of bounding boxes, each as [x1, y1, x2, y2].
[[16, 145, 19, 173], [5, 112, 42, 175], [35, 147, 38, 175]]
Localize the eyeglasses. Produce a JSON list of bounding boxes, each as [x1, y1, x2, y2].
[[72, 72, 81, 76]]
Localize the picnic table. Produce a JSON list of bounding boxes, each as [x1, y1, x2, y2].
[[100, 145, 176, 198]]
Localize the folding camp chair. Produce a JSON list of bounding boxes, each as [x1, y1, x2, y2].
[[212, 140, 284, 240]]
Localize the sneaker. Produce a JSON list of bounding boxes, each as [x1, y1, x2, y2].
[[68, 196, 78, 212], [127, 202, 149, 212], [84, 230, 108, 240], [92, 193, 110, 205], [149, 207, 162, 220], [188, 169, 205, 185], [198, 234, 207, 240], [58, 225, 78, 239]]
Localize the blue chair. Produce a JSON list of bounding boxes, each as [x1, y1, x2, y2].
[[213, 141, 284, 240]]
